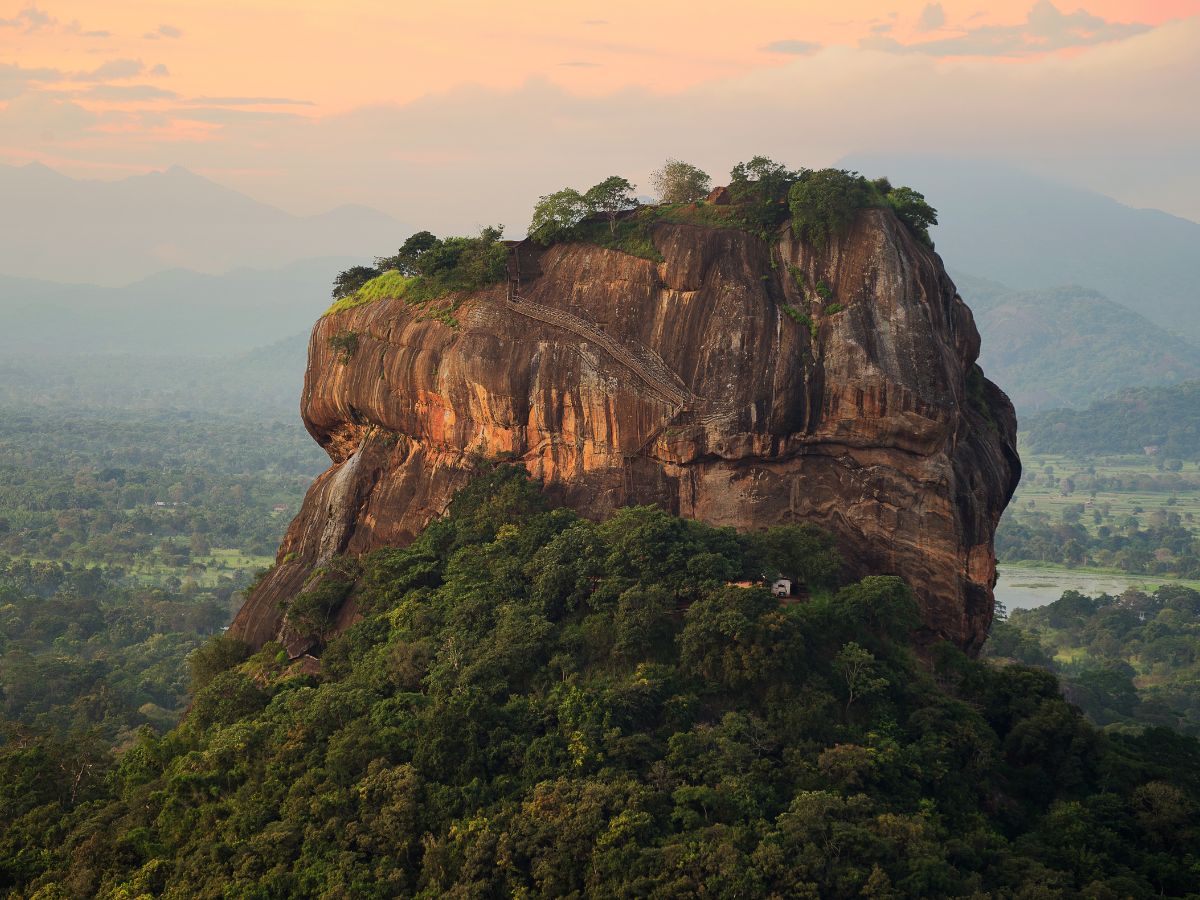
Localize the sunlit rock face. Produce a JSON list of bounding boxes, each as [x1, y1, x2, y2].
[[230, 209, 1020, 656]]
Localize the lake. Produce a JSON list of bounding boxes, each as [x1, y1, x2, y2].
[[994, 564, 1198, 611]]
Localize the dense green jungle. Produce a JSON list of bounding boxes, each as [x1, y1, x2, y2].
[[4, 466, 1199, 898], [0, 374, 323, 745], [4, 365, 1200, 896]]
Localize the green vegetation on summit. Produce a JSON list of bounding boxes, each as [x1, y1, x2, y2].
[[326, 226, 507, 323], [527, 157, 937, 249], [4, 469, 1198, 897], [324, 157, 940, 326]]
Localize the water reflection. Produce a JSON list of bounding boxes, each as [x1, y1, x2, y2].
[[994, 565, 1194, 611]]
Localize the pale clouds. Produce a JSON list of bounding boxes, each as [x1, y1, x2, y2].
[[1, 5, 109, 37], [916, 3, 945, 32], [0, 93, 97, 142], [74, 59, 144, 81], [0, 63, 60, 99], [83, 84, 177, 101], [0, 9, 1196, 225], [144, 23, 182, 39], [761, 39, 822, 55], [0, 58, 154, 98], [67, 15, 1190, 228], [0, 5, 53, 31], [864, 0, 1151, 56], [186, 96, 315, 107]]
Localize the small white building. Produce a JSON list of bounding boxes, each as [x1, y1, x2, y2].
[[772, 578, 792, 598]]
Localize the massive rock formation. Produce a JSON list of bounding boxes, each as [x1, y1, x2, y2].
[[230, 207, 1020, 655]]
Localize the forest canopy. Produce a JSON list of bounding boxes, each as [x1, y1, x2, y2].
[[3, 467, 1197, 898], [988, 584, 1200, 734], [1024, 381, 1200, 460]]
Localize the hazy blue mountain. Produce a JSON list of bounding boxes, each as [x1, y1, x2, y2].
[[0, 258, 350, 356], [0, 162, 405, 285], [958, 274, 1200, 412], [841, 155, 1200, 341], [0, 332, 312, 418], [1022, 380, 1200, 460]]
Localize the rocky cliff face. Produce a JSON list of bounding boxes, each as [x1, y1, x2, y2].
[[230, 208, 1020, 655]]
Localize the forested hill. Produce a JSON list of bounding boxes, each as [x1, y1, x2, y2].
[[958, 275, 1200, 412], [988, 585, 1200, 735], [4, 468, 1198, 897], [1024, 381, 1200, 459]]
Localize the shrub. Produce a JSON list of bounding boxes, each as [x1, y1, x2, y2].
[[187, 634, 251, 692], [788, 169, 879, 248], [326, 228, 507, 324], [417, 225, 507, 288], [283, 561, 358, 642], [728, 156, 803, 235], [729, 156, 801, 205], [885, 186, 938, 248], [529, 189, 590, 244], [583, 176, 639, 234], [783, 305, 818, 340], [376, 231, 439, 275], [331, 265, 379, 299], [328, 330, 359, 364], [788, 169, 937, 250], [188, 669, 268, 729], [530, 177, 638, 243]]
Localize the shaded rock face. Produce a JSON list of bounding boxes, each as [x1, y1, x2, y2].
[[230, 209, 1020, 655]]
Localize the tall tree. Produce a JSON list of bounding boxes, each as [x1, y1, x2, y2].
[[378, 231, 440, 276], [584, 176, 638, 234], [528, 189, 590, 243], [650, 159, 712, 204]]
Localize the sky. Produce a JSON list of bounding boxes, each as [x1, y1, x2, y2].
[[3, 0, 1200, 229]]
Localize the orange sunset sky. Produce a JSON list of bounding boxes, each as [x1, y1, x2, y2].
[[3, 0, 1199, 226]]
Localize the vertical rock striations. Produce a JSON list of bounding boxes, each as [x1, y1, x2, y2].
[[230, 208, 1020, 655]]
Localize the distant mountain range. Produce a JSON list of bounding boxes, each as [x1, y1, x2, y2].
[[9, 265, 1192, 416], [0, 163, 405, 286], [842, 155, 1200, 342], [4, 158, 1199, 417], [0, 258, 350, 356], [3, 260, 1196, 416], [1022, 380, 1200, 460], [959, 274, 1200, 413]]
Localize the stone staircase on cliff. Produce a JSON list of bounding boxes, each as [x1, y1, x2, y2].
[[505, 244, 697, 410], [503, 295, 696, 409], [504, 244, 740, 503]]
